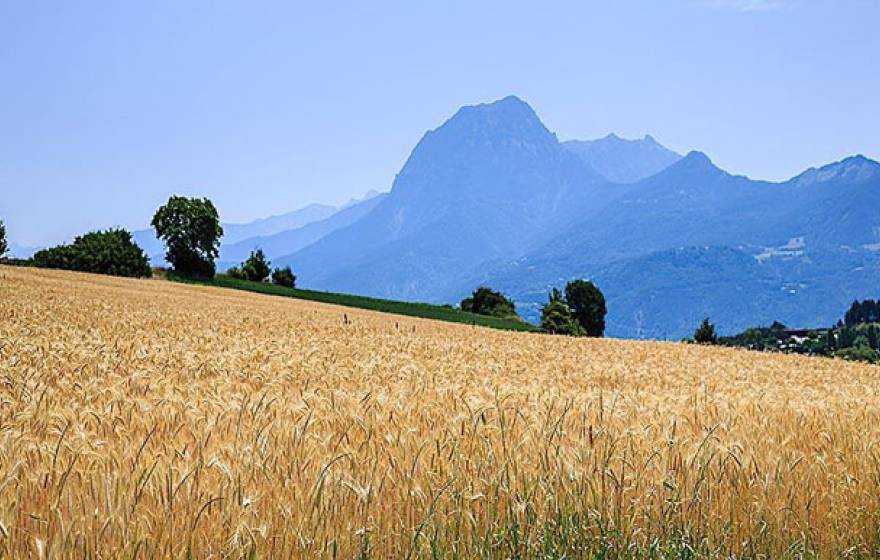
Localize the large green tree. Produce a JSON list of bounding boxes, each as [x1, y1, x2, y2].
[[151, 196, 223, 277], [564, 280, 606, 337]]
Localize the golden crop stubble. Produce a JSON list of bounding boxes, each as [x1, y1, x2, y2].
[[1, 265, 880, 558]]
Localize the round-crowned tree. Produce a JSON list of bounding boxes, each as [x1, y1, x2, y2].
[[151, 196, 223, 278]]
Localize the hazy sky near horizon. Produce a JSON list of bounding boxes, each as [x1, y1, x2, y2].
[[2, 1, 878, 246]]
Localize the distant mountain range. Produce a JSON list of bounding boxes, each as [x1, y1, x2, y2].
[[222, 203, 337, 245], [274, 96, 609, 300], [219, 192, 386, 264], [132, 191, 385, 268], [126, 95, 878, 339], [471, 151, 880, 337], [7, 242, 39, 259]]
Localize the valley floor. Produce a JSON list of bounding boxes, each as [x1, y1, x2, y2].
[[2, 266, 879, 558]]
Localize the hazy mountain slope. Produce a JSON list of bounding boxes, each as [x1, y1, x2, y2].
[[276, 97, 878, 336], [277, 96, 611, 300], [132, 199, 363, 265], [783, 155, 880, 248], [524, 152, 783, 267], [131, 229, 165, 263], [222, 203, 336, 245], [473, 153, 880, 338], [222, 192, 387, 264], [7, 241, 39, 259], [563, 134, 682, 183], [455, 152, 778, 295], [593, 246, 880, 339]]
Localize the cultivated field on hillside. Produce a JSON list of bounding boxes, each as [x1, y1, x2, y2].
[[167, 273, 537, 333], [2, 266, 880, 558]]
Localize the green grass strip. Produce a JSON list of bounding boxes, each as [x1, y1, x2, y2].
[[166, 273, 539, 333]]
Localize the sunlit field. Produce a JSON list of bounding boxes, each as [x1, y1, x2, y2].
[[2, 266, 880, 559]]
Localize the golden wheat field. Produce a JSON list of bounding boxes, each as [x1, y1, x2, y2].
[[2, 266, 880, 559]]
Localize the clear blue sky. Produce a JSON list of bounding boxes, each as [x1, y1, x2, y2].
[[2, 0, 878, 246]]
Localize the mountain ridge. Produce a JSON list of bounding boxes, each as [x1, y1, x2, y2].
[[275, 96, 611, 299], [221, 193, 387, 264], [562, 132, 682, 183], [466, 149, 880, 338], [273, 96, 878, 339], [124, 95, 878, 339]]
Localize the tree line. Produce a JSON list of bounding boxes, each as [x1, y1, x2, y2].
[[694, 307, 880, 364], [459, 280, 607, 337], [1, 195, 296, 288], [844, 299, 880, 327]]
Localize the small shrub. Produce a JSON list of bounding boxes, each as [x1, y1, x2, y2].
[[241, 249, 271, 282], [834, 345, 880, 364], [540, 289, 584, 336], [271, 266, 296, 288], [694, 318, 718, 344], [226, 266, 246, 280]]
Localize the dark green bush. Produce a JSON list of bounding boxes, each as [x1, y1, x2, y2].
[[540, 288, 584, 336], [845, 299, 880, 327], [694, 318, 718, 344], [226, 266, 246, 280], [540, 301, 584, 335], [271, 266, 296, 288], [241, 249, 271, 282], [461, 287, 517, 318], [834, 345, 880, 364], [32, 229, 151, 278]]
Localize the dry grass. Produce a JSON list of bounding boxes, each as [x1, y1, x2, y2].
[[2, 265, 880, 559]]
